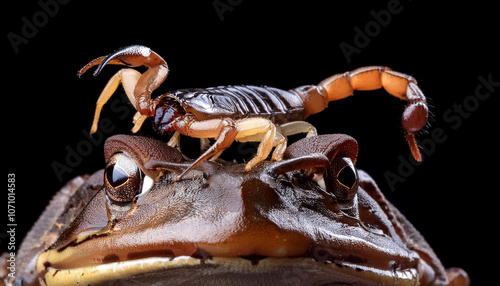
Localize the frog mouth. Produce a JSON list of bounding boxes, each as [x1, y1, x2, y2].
[[39, 255, 418, 286]]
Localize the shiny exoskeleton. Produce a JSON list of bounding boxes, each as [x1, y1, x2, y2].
[[154, 85, 306, 134], [78, 45, 428, 180]]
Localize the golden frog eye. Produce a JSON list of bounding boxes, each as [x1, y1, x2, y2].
[[324, 157, 359, 202], [337, 158, 358, 190], [104, 152, 153, 204]]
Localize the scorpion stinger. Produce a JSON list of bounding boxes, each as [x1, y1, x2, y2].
[[293, 66, 428, 161], [78, 45, 169, 134]]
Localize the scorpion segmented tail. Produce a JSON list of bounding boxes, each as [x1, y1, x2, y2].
[[293, 66, 428, 161]]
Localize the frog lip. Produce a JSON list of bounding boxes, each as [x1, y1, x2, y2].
[[39, 256, 418, 286]]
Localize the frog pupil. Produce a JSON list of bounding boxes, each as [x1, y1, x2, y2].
[[106, 164, 129, 188], [338, 165, 356, 189]]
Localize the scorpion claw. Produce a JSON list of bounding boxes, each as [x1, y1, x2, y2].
[[93, 45, 153, 75], [77, 56, 106, 77], [79, 45, 170, 135], [77, 45, 166, 77]]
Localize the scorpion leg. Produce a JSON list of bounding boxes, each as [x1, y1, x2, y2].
[[174, 115, 238, 180], [235, 118, 286, 168], [89, 69, 141, 134], [237, 121, 316, 162], [280, 121, 318, 137], [167, 131, 181, 147], [313, 66, 427, 161], [175, 116, 284, 177], [236, 132, 287, 162]]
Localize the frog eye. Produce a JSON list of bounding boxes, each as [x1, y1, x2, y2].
[[104, 152, 154, 204], [324, 157, 359, 201]]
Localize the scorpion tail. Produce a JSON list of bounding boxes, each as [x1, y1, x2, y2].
[[297, 66, 427, 162]]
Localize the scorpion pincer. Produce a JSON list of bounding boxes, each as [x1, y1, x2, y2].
[[78, 45, 428, 180]]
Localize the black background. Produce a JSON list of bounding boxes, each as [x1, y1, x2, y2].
[[4, 1, 498, 284]]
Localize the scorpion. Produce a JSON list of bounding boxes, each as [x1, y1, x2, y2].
[[78, 45, 428, 180]]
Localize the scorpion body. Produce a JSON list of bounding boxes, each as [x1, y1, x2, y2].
[[164, 85, 305, 124], [78, 45, 428, 180]]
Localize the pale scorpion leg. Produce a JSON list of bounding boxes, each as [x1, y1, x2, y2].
[[88, 68, 141, 134], [239, 121, 316, 162], [235, 118, 287, 166], [235, 121, 316, 162], [166, 131, 208, 157], [173, 116, 285, 179], [167, 131, 181, 147], [200, 138, 211, 153], [174, 115, 238, 180], [280, 121, 318, 137], [131, 112, 149, 133], [78, 45, 169, 134]]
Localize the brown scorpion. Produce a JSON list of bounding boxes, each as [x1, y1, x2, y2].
[[78, 45, 428, 180]]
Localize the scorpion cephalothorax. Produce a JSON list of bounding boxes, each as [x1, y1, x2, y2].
[[78, 45, 428, 180]]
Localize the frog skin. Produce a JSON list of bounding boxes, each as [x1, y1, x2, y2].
[[1, 134, 469, 286]]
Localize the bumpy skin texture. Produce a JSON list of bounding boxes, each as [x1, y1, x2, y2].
[[2, 135, 468, 285], [1, 172, 104, 286]]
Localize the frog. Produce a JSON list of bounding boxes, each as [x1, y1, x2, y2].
[[1, 134, 469, 285]]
